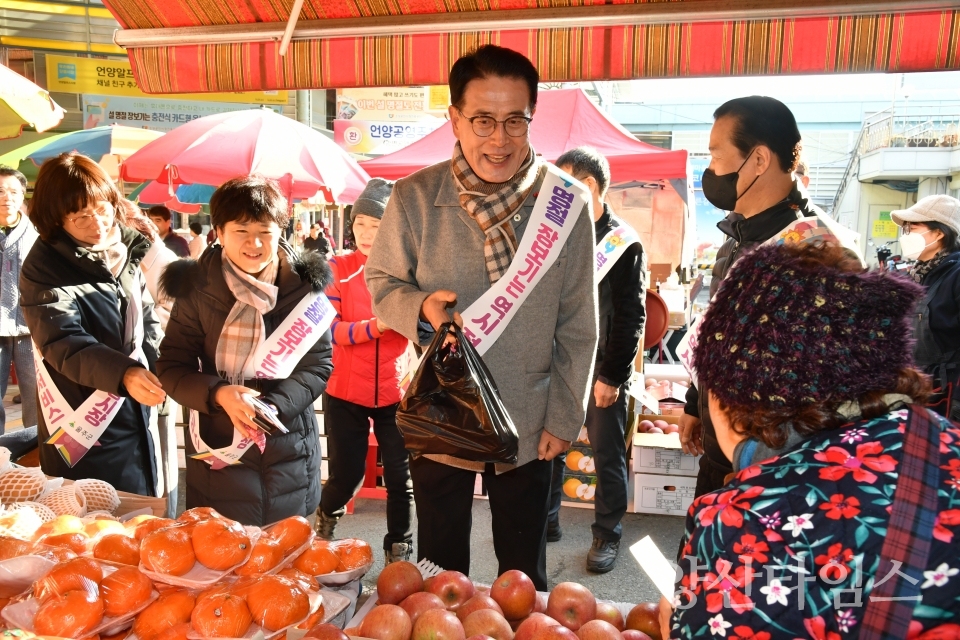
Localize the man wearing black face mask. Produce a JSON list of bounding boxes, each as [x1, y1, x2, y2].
[[680, 96, 817, 498]]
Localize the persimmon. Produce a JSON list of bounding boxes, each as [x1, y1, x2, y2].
[[101, 566, 153, 618], [278, 567, 320, 592], [295, 539, 340, 576], [84, 520, 125, 539], [0, 535, 31, 560], [39, 532, 89, 554], [34, 557, 103, 602], [46, 547, 79, 562], [133, 589, 196, 640], [33, 515, 85, 541], [33, 589, 105, 637], [191, 518, 250, 571], [335, 539, 372, 571], [93, 534, 141, 566], [132, 517, 175, 543], [190, 593, 252, 638], [155, 623, 190, 640], [244, 575, 310, 631], [177, 507, 222, 524], [268, 516, 312, 555], [297, 604, 326, 630], [141, 528, 196, 576], [235, 536, 284, 576]]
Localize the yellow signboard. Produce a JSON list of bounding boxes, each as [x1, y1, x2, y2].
[[872, 212, 899, 240], [46, 55, 287, 105]]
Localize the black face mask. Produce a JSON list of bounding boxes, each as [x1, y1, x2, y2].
[[701, 149, 759, 211]]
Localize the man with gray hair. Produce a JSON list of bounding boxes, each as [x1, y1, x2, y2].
[[550, 147, 647, 573]]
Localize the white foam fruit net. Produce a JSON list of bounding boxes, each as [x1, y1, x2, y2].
[[39, 485, 87, 518], [8, 501, 57, 523], [0, 506, 43, 540], [75, 479, 120, 513], [0, 467, 47, 503], [0, 447, 11, 476]]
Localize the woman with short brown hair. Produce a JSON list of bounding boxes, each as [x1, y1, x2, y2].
[[666, 242, 960, 639], [20, 153, 165, 495]]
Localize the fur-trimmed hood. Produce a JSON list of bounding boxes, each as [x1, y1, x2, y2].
[[160, 242, 331, 302]]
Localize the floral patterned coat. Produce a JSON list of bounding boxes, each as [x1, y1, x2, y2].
[[672, 407, 960, 639]]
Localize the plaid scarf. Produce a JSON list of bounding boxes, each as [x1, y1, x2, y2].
[[452, 142, 542, 283], [216, 254, 279, 385], [909, 248, 948, 284]]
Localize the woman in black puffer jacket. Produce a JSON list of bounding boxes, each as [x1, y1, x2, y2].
[[157, 176, 332, 526]]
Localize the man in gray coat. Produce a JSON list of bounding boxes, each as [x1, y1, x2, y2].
[[0, 166, 38, 435], [366, 45, 598, 590]]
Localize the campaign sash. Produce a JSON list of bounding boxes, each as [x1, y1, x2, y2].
[[39, 270, 146, 467], [189, 290, 336, 468], [399, 164, 588, 394], [595, 221, 641, 282]]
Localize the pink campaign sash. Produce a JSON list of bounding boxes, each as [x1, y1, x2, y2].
[[399, 165, 588, 394], [189, 291, 336, 469]]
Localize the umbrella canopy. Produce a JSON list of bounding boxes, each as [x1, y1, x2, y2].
[[27, 125, 164, 180], [133, 180, 216, 215], [0, 133, 70, 169], [121, 108, 370, 203], [362, 89, 688, 184], [0, 64, 65, 139]]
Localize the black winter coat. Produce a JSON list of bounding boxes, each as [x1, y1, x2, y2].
[[595, 205, 647, 387], [157, 243, 332, 526], [19, 226, 163, 495], [685, 186, 813, 496]]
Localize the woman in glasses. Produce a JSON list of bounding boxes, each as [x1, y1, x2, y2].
[[19, 153, 165, 495]]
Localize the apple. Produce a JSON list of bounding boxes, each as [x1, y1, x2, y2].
[[663, 424, 679, 435], [625, 603, 661, 640], [467, 636, 496, 640], [305, 623, 350, 640], [621, 631, 652, 640], [428, 571, 477, 611], [462, 609, 514, 640], [534, 594, 547, 615], [490, 570, 537, 621], [344, 628, 362, 637], [638, 421, 654, 433], [458, 594, 504, 622], [360, 604, 413, 640], [593, 603, 624, 632], [546, 583, 596, 632], [575, 620, 621, 640], [412, 608, 467, 640], [402, 592, 448, 626], [652, 420, 670, 431], [424, 577, 436, 592], [515, 613, 560, 640], [646, 427, 664, 434], [379, 560, 425, 605], [645, 379, 658, 386], [531, 626, 579, 640]]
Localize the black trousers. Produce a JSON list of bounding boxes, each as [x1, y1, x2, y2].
[[319, 394, 414, 550], [548, 377, 629, 541], [410, 456, 552, 591]]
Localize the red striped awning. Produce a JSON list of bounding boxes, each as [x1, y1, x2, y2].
[[101, 0, 960, 93]]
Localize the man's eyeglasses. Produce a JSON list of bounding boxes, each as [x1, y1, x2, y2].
[[456, 108, 532, 138], [66, 203, 116, 230]]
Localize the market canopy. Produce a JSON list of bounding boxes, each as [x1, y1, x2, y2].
[[101, 0, 960, 93], [362, 88, 688, 185]]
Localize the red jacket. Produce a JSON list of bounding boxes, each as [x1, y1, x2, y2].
[[324, 250, 408, 407]]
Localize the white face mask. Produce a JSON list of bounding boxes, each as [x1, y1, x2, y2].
[[899, 228, 936, 260]]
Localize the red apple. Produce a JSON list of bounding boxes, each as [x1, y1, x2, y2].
[[305, 624, 350, 640], [625, 603, 661, 640], [593, 603, 625, 632], [534, 594, 547, 615], [424, 577, 436, 592], [360, 604, 414, 640], [427, 571, 477, 611], [575, 620, 621, 640], [412, 608, 467, 640], [490, 570, 537, 621], [466, 636, 496, 640], [461, 609, 514, 640], [402, 592, 448, 626], [379, 561, 425, 605], [458, 594, 505, 622], [531, 626, 579, 640], [546, 583, 596, 632], [620, 631, 652, 640], [515, 613, 560, 640], [344, 628, 362, 637]]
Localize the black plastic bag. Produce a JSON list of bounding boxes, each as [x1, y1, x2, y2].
[[397, 322, 519, 464]]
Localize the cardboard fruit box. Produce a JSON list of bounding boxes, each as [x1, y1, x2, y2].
[[631, 415, 701, 477], [632, 473, 696, 516]]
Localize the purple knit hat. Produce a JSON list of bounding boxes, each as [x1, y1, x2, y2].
[[692, 243, 924, 412]]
